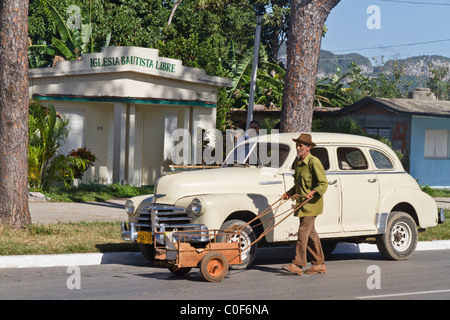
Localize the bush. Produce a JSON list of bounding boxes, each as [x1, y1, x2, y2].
[[67, 146, 97, 180], [43, 184, 153, 202]]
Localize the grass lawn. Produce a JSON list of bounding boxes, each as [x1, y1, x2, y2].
[[0, 221, 139, 255], [418, 210, 450, 241]]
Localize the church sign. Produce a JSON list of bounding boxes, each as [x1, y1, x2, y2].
[[90, 55, 176, 73]]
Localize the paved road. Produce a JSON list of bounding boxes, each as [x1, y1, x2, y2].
[[1, 248, 449, 302]]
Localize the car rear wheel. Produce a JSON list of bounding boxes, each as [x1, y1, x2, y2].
[[376, 211, 418, 260]]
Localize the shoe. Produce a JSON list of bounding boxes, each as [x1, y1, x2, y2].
[[282, 264, 303, 275], [304, 264, 326, 274]]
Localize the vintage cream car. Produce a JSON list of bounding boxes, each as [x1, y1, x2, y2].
[[121, 132, 443, 268]]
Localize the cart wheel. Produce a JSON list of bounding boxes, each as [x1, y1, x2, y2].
[[168, 265, 192, 276], [200, 252, 229, 282]]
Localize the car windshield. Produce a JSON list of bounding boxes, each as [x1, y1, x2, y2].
[[222, 142, 290, 168]]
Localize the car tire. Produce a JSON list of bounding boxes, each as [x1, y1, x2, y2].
[[321, 239, 338, 256], [218, 219, 257, 269], [376, 211, 418, 260], [138, 243, 155, 262]]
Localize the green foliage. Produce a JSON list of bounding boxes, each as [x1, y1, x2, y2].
[[315, 68, 352, 108], [312, 117, 366, 136], [43, 183, 153, 202], [224, 42, 285, 111], [427, 64, 450, 100], [29, 1, 97, 64], [67, 147, 97, 180], [0, 221, 139, 255], [28, 101, 92, 190], [421, 185, 450, 197], [343, 61, 413, 103], [418, 209, 450, 241], [28, 0, 257, 74]]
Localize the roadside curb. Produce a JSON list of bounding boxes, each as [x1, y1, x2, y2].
[[0, 252, 148, 269], [1, 240, 450, 269], [333, 240, 450, 254]]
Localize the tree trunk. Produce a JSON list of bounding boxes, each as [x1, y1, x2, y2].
[[0, 0, 31, 227], [280, 0, 340, 133]]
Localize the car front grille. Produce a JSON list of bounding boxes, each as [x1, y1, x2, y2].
[[134, 204, 208, 243]]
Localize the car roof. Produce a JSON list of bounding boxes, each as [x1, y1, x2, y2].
[[248, 132, 391, 150]]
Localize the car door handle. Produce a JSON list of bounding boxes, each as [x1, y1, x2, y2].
[[328, 180, 338, 185], [368, 178, 377, 183]]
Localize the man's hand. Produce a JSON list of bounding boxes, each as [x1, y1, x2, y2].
[[305, 190, 316, 199], [281, 192, 290, 200]]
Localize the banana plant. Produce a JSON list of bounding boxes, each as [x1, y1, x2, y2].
[[47, 2, 92, 60], [225, 41, 285, 110], [315, 68, 352, 108], [29, 2, 112, 66]]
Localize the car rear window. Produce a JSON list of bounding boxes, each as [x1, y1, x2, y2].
[[370, 149, 394, 169]]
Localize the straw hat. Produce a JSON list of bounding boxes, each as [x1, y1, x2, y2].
[[292, 133, 316, 147]]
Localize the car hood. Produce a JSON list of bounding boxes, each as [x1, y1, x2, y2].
[[154, 167, 280, 205]]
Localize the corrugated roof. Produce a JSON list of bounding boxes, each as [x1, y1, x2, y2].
[[340, 97, 450, 118]]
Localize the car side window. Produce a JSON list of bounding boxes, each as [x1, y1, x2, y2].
[[259, 143, 290, 168], [337, 147, 368, 170], [370, 149, 394, 169], [310, 147, 330, 170]]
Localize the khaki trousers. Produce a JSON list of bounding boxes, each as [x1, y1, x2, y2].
[[293, 216, 325, 267]]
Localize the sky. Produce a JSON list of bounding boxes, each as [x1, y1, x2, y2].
[[320, 0, 450, 63]]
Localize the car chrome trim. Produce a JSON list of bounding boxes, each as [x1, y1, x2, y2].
[[376, 212, 389, 234], [439, 208, 445, 224], [258, 181, 283, 185]]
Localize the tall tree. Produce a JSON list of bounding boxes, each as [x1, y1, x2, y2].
[[280, 0, 340, 133], [0, 0, 31, 227]]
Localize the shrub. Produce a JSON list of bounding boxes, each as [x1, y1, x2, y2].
[[67, 147, 97, 180]]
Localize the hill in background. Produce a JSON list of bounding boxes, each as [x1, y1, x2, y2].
[[277, 44, 450, 87]]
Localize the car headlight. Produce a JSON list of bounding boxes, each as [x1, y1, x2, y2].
[[125, 199, 136, 216], [190, 198, 203, 216]]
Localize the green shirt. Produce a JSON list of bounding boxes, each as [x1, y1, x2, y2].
[[287, 153, 328, 217]]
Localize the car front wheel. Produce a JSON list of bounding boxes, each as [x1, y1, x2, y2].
[[376, 211, 418, 260], [218, 219, 257, 269]]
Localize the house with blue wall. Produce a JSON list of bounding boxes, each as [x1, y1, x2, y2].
[[332, 88, 450, 188]]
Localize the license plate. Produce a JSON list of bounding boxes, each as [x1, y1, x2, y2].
[[137, 231, 153, 244]]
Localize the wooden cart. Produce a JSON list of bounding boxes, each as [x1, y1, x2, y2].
[[153, 229, 243, 282]]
